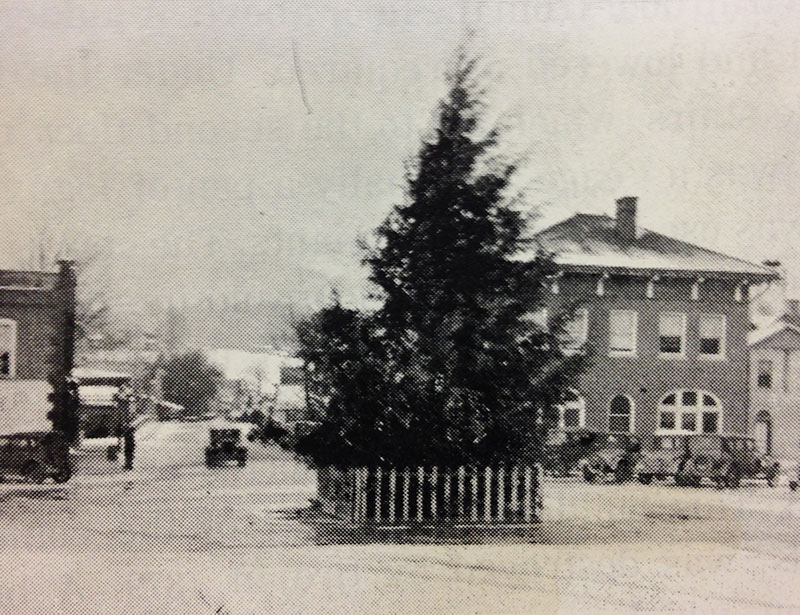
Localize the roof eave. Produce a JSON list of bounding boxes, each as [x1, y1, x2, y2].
[[552, 262, 778, 283], [749, 322, 800, 348]]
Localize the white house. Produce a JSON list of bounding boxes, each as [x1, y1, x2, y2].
[[749, 302, 800, 461]]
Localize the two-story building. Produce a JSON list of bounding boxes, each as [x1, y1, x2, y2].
[[0, 261, 76, 434], [748, 300, 800, 460], [529, 197, 777, 438]]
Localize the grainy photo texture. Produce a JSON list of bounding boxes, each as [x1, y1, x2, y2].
[[1, 1, 799, 613]]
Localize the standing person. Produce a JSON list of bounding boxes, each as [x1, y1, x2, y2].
[[123, 425, 136, 471], [115, 383, 136, 470]]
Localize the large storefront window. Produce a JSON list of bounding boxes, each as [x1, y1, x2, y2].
[[658, 390, 721, 434]]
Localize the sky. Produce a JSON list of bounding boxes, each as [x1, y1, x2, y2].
[[2, 0, 799, 314]]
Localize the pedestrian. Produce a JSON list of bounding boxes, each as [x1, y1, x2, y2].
[[123, 425, 136, 470]]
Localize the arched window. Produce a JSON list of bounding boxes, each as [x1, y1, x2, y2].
[[0, 319, 17, 378], [658, 390, 721, 434], [557, 390, 585, 430], [609, 395, 634, 433]]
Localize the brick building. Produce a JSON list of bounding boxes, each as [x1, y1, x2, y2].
[[529, 197, 777, 437], [0, 262, 76, 434]]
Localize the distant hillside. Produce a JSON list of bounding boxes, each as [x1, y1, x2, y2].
[[109, 299, 311, 353], [184, 299, 309, 351]]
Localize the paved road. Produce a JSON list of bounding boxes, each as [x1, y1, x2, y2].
[[1, 422, 799, 613], [0, 421, 318, 551]]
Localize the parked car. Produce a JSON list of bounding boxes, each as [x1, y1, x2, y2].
[[247, 418, 290, 444], [0, 431, 72, 483], [635, 434, 692, 485], [726, 435, 779, 487], [789, 461, 800, 491], [543, 429, 606, 477], [581, 434, 642, 483], [205, 428, 247, 467], [676, 434, 779, 488]]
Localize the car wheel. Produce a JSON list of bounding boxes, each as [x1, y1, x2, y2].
[[614, 462, 632, 483], [24, 461, 47, 484], [53, 469, 72, 483], [637, 473, 653, 485], [725, 468, 741, 489], [766, 465, 779, 488], [680, 473, 701, 487], [238, 458, 246, 467], [582, 466, 597, 483]]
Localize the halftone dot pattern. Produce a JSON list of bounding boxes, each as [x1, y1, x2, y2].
[[3, 1, 800, 613], [2, 439, 800, 613]]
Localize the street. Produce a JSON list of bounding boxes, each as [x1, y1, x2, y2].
[[1, 421, 799, 614]]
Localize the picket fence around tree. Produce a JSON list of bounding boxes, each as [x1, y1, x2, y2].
[[317, 465, 543, 525]]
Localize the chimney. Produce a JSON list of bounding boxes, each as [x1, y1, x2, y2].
[[615, 196, 638, 246]]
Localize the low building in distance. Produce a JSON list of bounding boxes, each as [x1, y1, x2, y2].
[[207, 347, 306, 422]]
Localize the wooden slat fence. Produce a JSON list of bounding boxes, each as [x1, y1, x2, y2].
[[318, 465, 542, 525]]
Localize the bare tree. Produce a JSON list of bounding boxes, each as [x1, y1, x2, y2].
[[29, 227, 110, 343]]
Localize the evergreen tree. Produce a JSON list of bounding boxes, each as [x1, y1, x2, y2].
[[296, 52, 586, 468]]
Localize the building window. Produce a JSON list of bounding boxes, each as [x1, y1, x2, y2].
[[560, 308, 588, 353], [609, 395, 634, 433], [757, 360, 773, 389], [519, 308, 549, 347], [659, 411, 676, 430], [701, 411, 719, 434], [609, 310, 637, 356], [658, 390, 721, 434], [0, 319, 17, 378], [699, 314, 726, 358], [659, 312, 686, 357], [557, 390, 585, 430]]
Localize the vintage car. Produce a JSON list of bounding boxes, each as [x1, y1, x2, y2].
[[635, 434, 692, 485], [247, 418, 290, 444], [676, 434, 779, 488], [205, 428, 248, 467], [0, 431, 72, 484], [581, 434, 642, 483], [542, 429, 606, 477]]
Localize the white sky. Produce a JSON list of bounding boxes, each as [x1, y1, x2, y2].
[[2, 0, 799, 309]]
